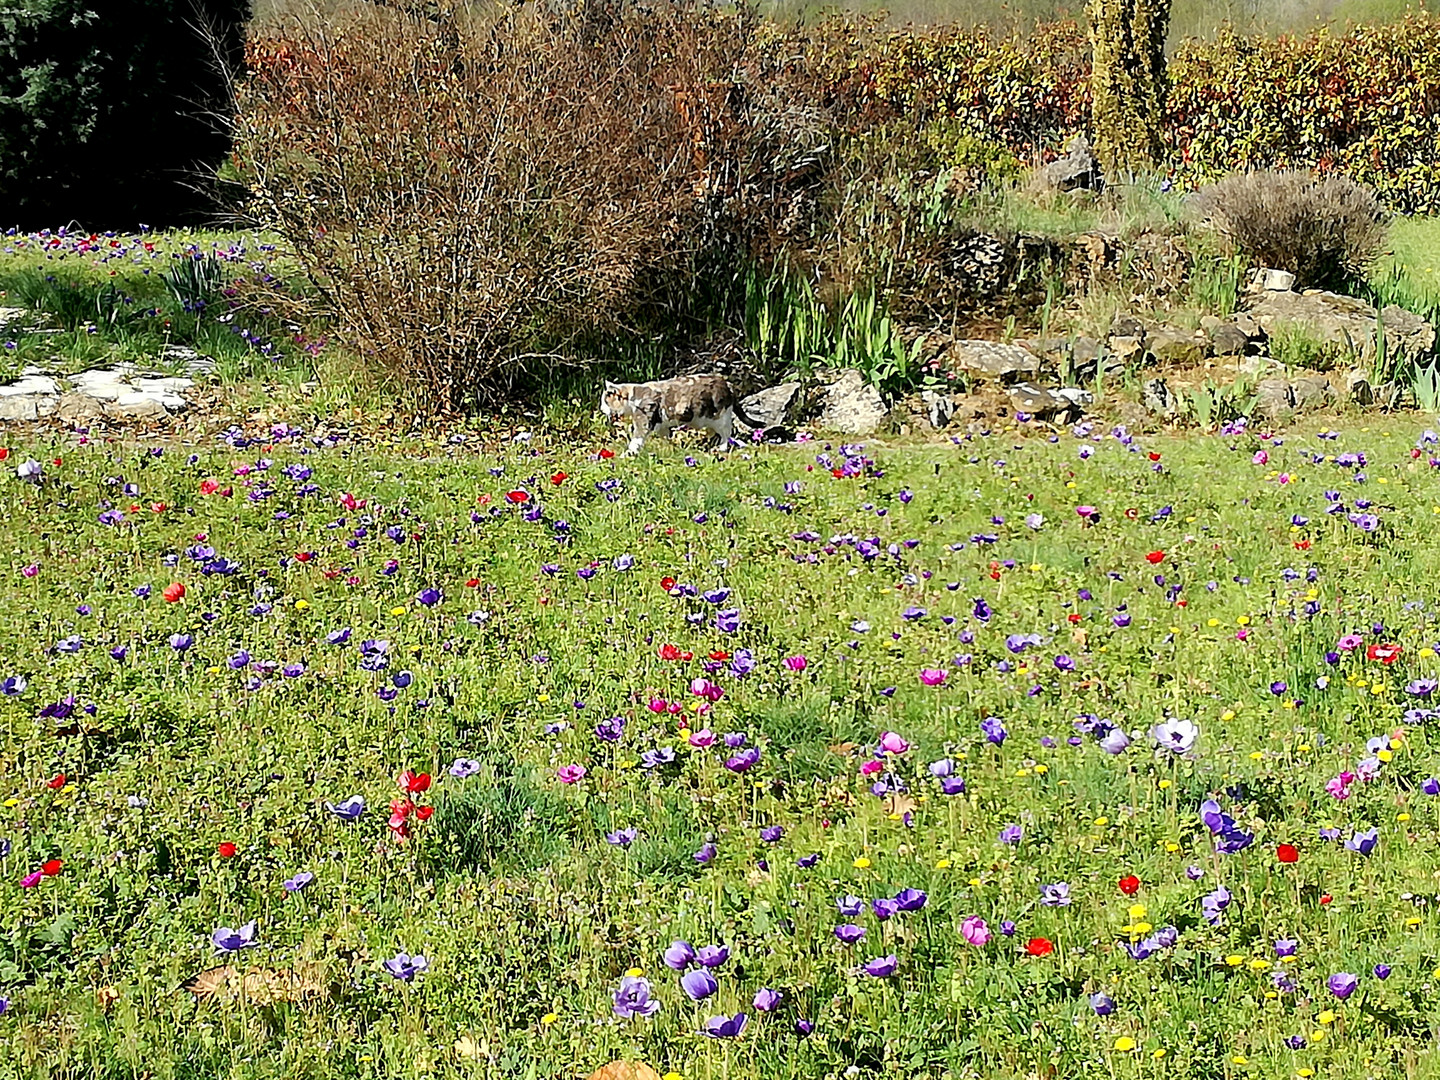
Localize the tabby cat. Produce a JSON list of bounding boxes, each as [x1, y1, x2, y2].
[[600, 374, 735, 454]]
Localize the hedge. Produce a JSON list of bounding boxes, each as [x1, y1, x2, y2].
[[795, 13, 1440, 212]]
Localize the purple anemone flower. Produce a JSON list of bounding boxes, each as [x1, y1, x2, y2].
[[613, 976, 659, 1019], [383, 952, 428, 981], [702, 1013, 747, 1038], [1327, 972, 1358, 999], [680, 969, 718, 1000], [211, 921, 259, 952], [863, 955, 898, 977]]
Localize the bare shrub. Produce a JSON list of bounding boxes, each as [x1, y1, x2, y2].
[[233, 0, 820, 410], [1190, 169, 1387, 291]]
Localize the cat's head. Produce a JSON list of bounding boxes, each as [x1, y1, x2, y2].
[[600, 380, 631, 418]]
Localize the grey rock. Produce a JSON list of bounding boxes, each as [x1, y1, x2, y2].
[[0, 395, 41, 421], [1111, 314, 1148, 340], [1246, 290, 1436, 366], [1345, 369, 1374, 406], [1107, 335, 1144, 368], [70, 368, 131, 402], [921, 390, 955, 429], [1207, 322, 1251, 358], [0, 374, 60, 397], [1255, 377, 1296, 420], [1250, 268, 1297, 292], [817, 370, 888, 435], [1008, 382, 1080, 422], [1291, 374, 1334, 411], [738, 383, 802, 429], [1142, 378, 1179, 417], [1147, 325, 1207, 365], [1031, 134, 1102, 193], [1237, 354, 1288, 378], [106, 393, 171, 421], [947, 340, 1040, 383], [56, 393, 107, 423]]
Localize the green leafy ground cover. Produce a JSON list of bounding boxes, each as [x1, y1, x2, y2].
[[4, 416, 1440, 1079]]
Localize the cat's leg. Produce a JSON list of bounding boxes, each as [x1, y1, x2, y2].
[[626, 415, 649, 455], [712, 408, 735, 450]]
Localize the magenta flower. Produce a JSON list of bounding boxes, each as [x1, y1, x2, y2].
[[961, 916, 990, 945], [556, 764, 586, 784], [783, 655, 808, 671], [919, 668, 946, 687], [878, 731, 909, 754]]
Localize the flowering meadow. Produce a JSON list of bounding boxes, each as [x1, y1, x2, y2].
[[5, 419, 1440, 1080]]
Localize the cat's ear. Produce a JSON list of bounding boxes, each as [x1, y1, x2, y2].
[[603, 380, 618, 392]]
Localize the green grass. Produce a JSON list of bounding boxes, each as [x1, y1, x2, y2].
[[0, 227, 319, 386], [1385, 215, 1440, 300], [4, 420, 1440, 1078]]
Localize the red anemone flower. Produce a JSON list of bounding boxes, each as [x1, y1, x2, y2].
[[218, 842, 237, 858], [1118, 875, 1140, 896], [505, 490, 530, 504], [1277, 844, 1299, 864], [1366, 643, 1402, 664], [46, 773, 66, 790], [1025, 937, 1054, 956], [1145, 551, 1165, 564], [162, 582, 186, 603], [41, 859, 63, 876], [399, 770, 432, 794]]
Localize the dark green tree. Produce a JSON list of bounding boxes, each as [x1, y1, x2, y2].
[[0, 0, 252, 229]]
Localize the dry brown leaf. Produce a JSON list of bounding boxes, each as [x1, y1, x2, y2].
[[883, 793, 917, 818], [181, 964, 330, 1005], [587, 1063, 663, 1080], [96, 985, 120, 1012], [827, 742, 858, 756]]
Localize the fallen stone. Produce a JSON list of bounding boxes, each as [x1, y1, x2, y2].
[[0, 395, 40, 421], [1237, 355, 1288, 378], [1246, 290, 1436, 367], [921, 390, 955, 429], [1146, 326, 1206, 365], [1255, 377, 1296, 420], [1207, 322, 1251, 358], [0, 374, 60, 397], [947, 340, 1040, 383], [1291, 374, 1334, 411], [1250, 268, 1297, 292], [817, 370, 888, 435], [106, 393, 171, 421], [1030, 134, 1102, 194], [69, 368, 131, 401], [1142, 378, 1179, 417], [1008, 382, 1081, 422], [738, 383, 802, 429]]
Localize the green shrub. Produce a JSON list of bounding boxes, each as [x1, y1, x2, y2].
[[0, 1, 252, 229]]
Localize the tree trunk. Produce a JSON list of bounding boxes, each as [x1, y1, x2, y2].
[[1087, 0, 1170, 179]]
